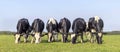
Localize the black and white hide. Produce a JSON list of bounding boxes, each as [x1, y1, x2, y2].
[[88, 16, 104, 44], [59, 18, 71, 43], [31, 18, 44, 43], [46, 18, 59, 42], [15, 18, 31, 43], [71, 18, 86, 44]]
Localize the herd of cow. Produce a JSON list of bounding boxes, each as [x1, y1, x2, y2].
[[15, 16, 104, 44]]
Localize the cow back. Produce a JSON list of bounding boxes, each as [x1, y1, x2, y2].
[[17, 18, 30, 34], [72, 18, 86, 33], [32, 19, 44, 32]]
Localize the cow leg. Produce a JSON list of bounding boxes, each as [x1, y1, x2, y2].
[[86, 32, 91, 41], [64, 34, 68, 42], [54, 32, 58, 41], [64, 34, 66, 43], [97, 33, 102, 44], [90, 29, 96, 43], [15, 34, 21, 44], [85, 32, 88, 40], [88, 32, 91, 41], [31, 34, 35, 43], [62, 32, 68, 43], [94, 33, 97, 43], [48, 32, 52, 42], [39, 33, 42, 43], [96, 35, 99, 44], [54, 34, 58, 41], [52, 36, 54, 42], [61, 34, 64, 42], [71, 34, 77, 44], [90, 33, 95, 43], [35, 32, 40, 43], [80, 33, 83, 43], [52, 32, 57, 42], [62, 33, 66, 43], [99, 37, 102, 44], [23, 34, 28, 43], [31, 36, 35, 43]]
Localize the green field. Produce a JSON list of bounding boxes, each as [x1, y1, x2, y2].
[[0, 34, 120, 52]]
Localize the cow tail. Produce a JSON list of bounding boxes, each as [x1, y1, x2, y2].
[[36, 23, 39, 32], [73, 22, 77, 34], [18, 22, 22, 34], [63, 22, 67, 34], [49, 23, 53, 33]]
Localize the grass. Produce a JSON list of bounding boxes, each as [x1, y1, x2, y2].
[[0, 34, 120, 52]]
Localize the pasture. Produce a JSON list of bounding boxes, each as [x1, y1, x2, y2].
[[0, 34, 120, 52]]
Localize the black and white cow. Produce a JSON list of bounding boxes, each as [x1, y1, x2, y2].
[[88, 16, 104, 44], [15, 18, 31, 43], [59, 18, 71, 43], [31, 18, 44, 43], [71, 18, 86, 44], [46, 18, 59, 42]]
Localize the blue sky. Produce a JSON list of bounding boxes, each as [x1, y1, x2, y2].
[[0, 0, 120, 32]]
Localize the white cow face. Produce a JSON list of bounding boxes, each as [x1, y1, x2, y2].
[[15, 34, 20, 44], [35, 32, 41, 43]]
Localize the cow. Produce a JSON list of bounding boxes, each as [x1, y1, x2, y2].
[[59, 18, 71, 43], [15, 18, 31, 43], [88, 16, 104, 44], [71, 18, 86, 44], [46, 18, 59, 42], [31, 18, 44, 43]]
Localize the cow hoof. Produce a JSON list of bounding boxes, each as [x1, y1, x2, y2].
[[90, 40, 94, 43], [35, 41, 40, 44], [81, 40, 83, 43], [15, 40, 20, 44], [48, 41, 51, 42], [71, 42, 76, 44], [31, 41, 34, 44], [63, 41, 65, 43], [98, 43, 102, 44], [24, 41, 27, 43], [15, 42, 19, 44], [15, 42, 18, 44], [35, 42, 40, 44], [98, 41, 102, 44], [98, 42, 102, 44], [63, 41, 67, 43], [90, 42, 94, 43]]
